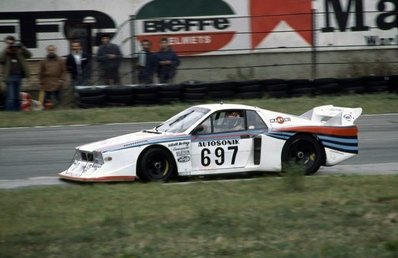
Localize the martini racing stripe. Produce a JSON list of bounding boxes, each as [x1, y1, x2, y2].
[[317, 135, 358, 154], [104, 136, 191, 153], [266, 132, 295, 140], [321, 141, 358, 154], [317, 135, 358, 145], [267, 131, 358, 154]]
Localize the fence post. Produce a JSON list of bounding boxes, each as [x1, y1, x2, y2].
[[311, 8, 318, 80], [129, 15, 137, 84]]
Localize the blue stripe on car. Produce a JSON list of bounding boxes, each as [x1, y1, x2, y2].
[[266, 131, 358, 154], [104, 136, 191, 153]]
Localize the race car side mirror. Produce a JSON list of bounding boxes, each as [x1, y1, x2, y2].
[[191, 125, 204, 135]]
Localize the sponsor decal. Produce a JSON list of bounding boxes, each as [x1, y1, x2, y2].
[[135, 0, 236, 55], [319, 0, 398, 48], [250, 0, 312, 48], [343, 114, 353, 122], [270, 116, 291, 124], [177, 156, 191, 163], [168, 141, 190, 148], [176, 150, 190, 157], [198, 139, 239, 147]]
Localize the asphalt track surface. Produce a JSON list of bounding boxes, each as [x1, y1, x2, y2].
[[0, 114, 397, 189]]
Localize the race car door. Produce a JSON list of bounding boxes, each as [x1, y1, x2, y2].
[[190, 109, 257, 174]]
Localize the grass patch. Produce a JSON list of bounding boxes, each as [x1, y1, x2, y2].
[[1, 175, 398, 258], [0, 93, 397, 127]]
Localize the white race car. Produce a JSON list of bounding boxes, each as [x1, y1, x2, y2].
[[59, 103, 362, 182]]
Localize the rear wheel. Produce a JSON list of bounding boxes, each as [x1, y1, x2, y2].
[[282, 135, 324, 175], [138, 148, 175, 181]]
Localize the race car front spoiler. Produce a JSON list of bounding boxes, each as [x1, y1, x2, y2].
[[58, 172, 137, 182]]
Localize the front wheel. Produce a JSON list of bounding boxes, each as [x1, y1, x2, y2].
[[282, 135, 324, 175], [138, 147, 176, 182]]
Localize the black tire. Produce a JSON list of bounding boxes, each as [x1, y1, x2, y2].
[[184, 86, 209, 93], [282, 135, 324, 175], [261, 79, 286, 86], [138, 147, 176, 181], [158, 91, 181, 99], [287, 79, 312, 89], [208, 81, 236, 91], [208, 90, 235, 99], [132, 85, 159, 94], [315, 83, 341, 95], [107, 94, 133, 105], [78, 94, 106, 105], [365, 81, 389, 93], [105, 86, 133, 96], [236, 91, 263, 99], [134, 93, 158, 101], [76, 87, 104, 97], [312, 78, 339, 85], [158, 84, 183, 91], [236, 84, 262, 93], [388, 75, 398, 93], [265, 83, 289, 92], [183, 92, 207, 100], [340, 84, 365, 94]]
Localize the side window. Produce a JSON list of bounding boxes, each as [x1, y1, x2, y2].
[[247, 110, 268, 130], [196, 110, 250, 134], [214, 110, 245, 133]]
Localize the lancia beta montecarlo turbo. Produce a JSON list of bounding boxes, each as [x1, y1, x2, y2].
[[59, 103, 362, 182]]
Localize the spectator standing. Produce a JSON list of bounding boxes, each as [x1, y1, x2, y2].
[[66, 40, 91, 87], [156, 38, 180, 84], [96, 34, 122, 85], [39, 45, 67, 107], [0, 36, 32, 111], [136, 39, 157, 84]]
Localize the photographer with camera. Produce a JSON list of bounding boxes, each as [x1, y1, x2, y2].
[[0, 36, 32, 111]]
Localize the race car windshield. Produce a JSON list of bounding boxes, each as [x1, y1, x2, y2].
[[156, 107, 210, 133]]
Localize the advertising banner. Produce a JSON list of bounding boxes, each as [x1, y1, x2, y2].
[[0, 0, 397, 57]]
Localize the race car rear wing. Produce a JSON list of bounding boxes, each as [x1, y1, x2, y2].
[[300, 105, 363, 126]]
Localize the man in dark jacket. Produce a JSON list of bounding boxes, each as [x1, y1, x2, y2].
[[156, 38, 180, 84], [136, 39, 157, 84], [66, 40, 91, 87], [0, 36, 32, 111], [96, 34, 122, 85]]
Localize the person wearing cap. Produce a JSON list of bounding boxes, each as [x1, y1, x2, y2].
[[156, 38, 180, 84], [136, 39, 157, 84], [96, 34, 123, 85], [0, 35, 32, 111]]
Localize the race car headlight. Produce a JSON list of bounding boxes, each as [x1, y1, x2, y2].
[[93, 151, 104, 165]]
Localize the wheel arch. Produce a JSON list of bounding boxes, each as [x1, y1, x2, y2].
[[282, 132, 326, 166], [136, 144, 178, 179]]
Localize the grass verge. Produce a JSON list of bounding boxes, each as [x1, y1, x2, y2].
[[1, 175, 398, 258], [0, 93, 397, 127]]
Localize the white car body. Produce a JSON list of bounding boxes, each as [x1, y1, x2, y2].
[[59, 103, 362, 182]]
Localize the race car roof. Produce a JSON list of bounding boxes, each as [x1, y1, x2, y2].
[[193, 103, 261, 112]]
